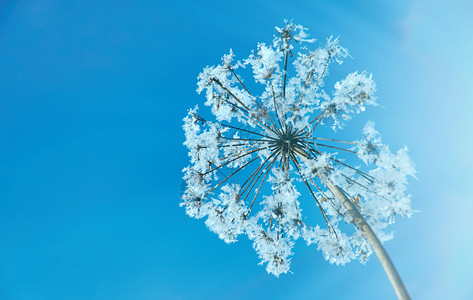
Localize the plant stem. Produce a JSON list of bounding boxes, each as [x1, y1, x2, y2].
[[322, 178, 411, 300]]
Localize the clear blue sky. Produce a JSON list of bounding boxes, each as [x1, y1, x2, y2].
[[1, 0, 472, 299]]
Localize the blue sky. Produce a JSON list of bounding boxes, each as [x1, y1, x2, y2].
[[1, 0, 472, 299]]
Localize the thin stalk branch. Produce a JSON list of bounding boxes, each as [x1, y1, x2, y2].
[[203, 156, 259, 197], [314, 137, 357, 145], [240, 149, 279, 196], [213, 79, 278, 134], [242, 150, 279, 200], [230, 68, 281, 133], [282, 50, 289, 99], [213, 78, 250, 111], [245, 152, 279, 216], [312, 142, 357, 154], [220, 136, 274, 143], [289, 153, 336, 235], [230, 69, 252, 96], [202, 146, 270, 176], [218, 121, 277, 140], [330, 157, 374, 182], [235, 110, 276, 134], [270, 79, 285, 131]]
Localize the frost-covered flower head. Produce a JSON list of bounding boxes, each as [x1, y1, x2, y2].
[[182, 20, 416, 277]]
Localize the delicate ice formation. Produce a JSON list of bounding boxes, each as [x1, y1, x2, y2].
[[182, 20, 416, 276]]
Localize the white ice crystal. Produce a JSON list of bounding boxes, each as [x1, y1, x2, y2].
[[181, 21, 416, 277]]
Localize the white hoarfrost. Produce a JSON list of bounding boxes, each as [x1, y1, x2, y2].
[[181, 20, 415, 277]]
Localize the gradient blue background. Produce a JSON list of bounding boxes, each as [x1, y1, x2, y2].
[[1, 0, 472, 299]]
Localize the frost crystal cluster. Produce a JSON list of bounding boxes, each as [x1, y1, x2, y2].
[[181, 21, 415, 277]]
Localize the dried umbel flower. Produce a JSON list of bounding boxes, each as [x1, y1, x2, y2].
[[181, 20, 415, 298]]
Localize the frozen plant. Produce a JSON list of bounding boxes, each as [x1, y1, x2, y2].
[[181, 20, 415, 299]]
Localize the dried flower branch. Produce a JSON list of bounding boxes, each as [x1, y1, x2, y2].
[[182, 20, 415, 299]]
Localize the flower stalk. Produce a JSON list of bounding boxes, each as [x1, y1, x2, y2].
[[323, 178, 411, 300]]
